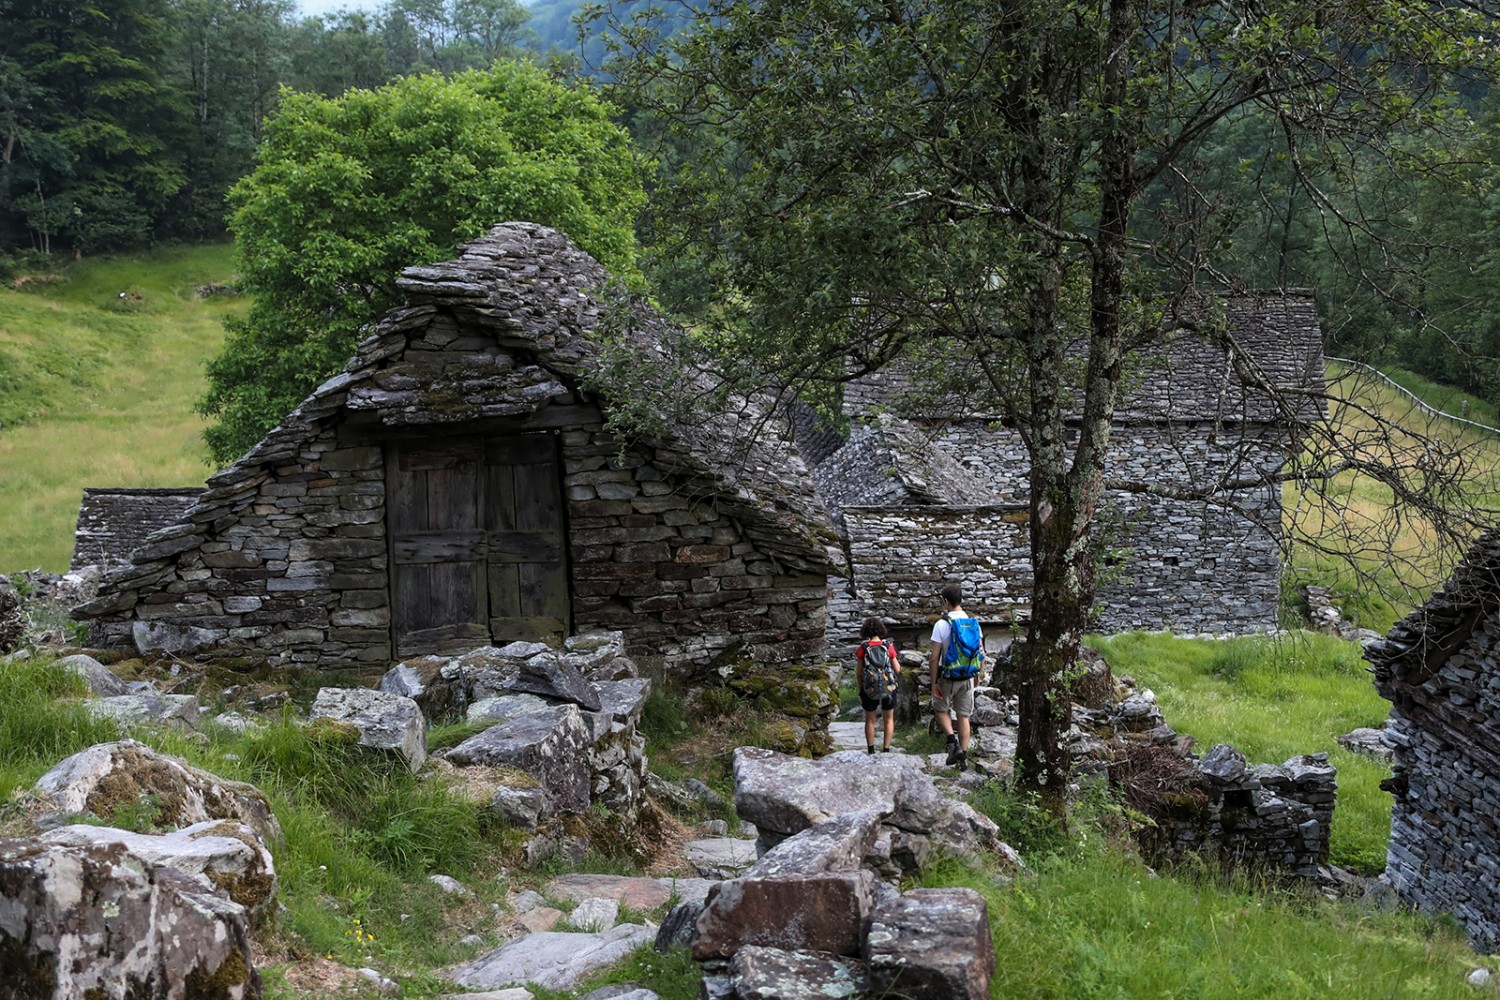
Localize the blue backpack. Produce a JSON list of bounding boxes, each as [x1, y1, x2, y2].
[[942, 614, 984, 680]]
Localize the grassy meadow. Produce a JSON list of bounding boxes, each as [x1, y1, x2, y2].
[[1286, 361, 1500, 633], [0, 245, 239, 571]]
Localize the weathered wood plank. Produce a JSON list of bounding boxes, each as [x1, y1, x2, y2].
[[392, 531, 486, 564]]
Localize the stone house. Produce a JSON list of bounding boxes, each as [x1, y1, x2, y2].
[[76, 223, 837, 672], [71, 488, 205, 572], [1367, 530, 1500, 951], [802, 293, 1325, 643]]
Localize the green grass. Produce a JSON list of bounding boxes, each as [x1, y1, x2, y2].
[[920, 852, 1489, 1000], [1092, 631, 1393, 874], [0, 244, 242, 571], [1379, 364, 1500, 428]]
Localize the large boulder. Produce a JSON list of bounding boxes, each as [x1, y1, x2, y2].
[[310, 687, 427, 772], [446, 705, 592, 815], [0, 837, 262, 998], [88, 693, 202, 732], [467, 693, 552, 726], [444, 925, 655, 992], [693, 870, 876, 961], [29, 740, 282, 846], [54, 652, 129, 697], [41, 819, 278, 921], [746, 810, 887, 879], [864, 888, 994, 1000], [732, 748, 1002, 872]]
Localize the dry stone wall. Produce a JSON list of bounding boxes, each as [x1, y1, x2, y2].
[[71, 488, 206, 572], [1368, 534, 1500, 951]]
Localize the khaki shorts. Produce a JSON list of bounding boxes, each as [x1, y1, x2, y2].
[[932, 677, 975, 718]]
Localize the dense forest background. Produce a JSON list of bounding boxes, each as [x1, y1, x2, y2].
[[2, 0, 1499, 409]]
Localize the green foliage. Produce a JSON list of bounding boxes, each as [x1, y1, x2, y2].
[[199, 61, 644, 464], [1094, 632, 1394, 873], [564, 944, 701, 1000]]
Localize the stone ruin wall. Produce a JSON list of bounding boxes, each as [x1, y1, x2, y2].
[[827, 506, 1032, 645], [1378, 616, 1500, 951], [82, 416, 825, 675], [1135, 746, 1337, 877], [71, 488, 206, 572], [907, 421, 1284, 635]]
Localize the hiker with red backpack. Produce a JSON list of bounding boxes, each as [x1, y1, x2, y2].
[[929, 583, 984, 771], [855, 616, 901, 754]]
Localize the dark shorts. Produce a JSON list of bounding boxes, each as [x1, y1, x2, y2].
[[860, 691, 898, 713]]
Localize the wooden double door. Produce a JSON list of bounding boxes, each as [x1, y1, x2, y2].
[[386, 433, 570, 656]]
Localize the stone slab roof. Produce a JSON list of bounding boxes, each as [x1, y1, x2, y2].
[[843, 291, 1326, 424], [1367, 528, 1500, 696], [96, 223, 837, 585]]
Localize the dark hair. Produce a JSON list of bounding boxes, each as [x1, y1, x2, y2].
[[860, 616, 888, 639], [940, 583, 963, 608]]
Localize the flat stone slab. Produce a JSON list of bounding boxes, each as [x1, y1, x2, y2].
[[504, 652, 602, 711], [684, 837, 760, 879], [828, 722, 868, 750], [444, 925, 654, 992], [747, 810, 885, 879], [595, 678, 652, 723], [974, 727, 1017, 760], [545, 873, 718, 911], [467, 693, 552, 726]]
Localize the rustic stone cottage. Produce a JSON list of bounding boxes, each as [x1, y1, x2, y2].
[[802, 293, 1325, 643], [1367, 530, 1500, 951], [76, 223, 837, 672]]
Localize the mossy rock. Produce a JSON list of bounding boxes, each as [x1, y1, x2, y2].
[[727, 666, 836, 717]]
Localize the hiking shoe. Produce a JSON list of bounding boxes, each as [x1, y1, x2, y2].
[[867, 745, 876, 755], [956, 748, 968, 772], [944, 737, 962, 766]]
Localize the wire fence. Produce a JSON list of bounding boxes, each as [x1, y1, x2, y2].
[[1326, 356, 1500, 438]]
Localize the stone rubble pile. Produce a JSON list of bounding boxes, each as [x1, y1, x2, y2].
[[673, 747, 1005, 1000], [374, 631, 653, 833]]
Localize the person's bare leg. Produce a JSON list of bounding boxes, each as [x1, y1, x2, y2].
[[865, 712, 876, 750], [957, 715, 971, 751], [882, 710, 895, 749]]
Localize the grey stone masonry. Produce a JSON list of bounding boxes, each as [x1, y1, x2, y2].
[[1367, 528, 1500, 952], [71, 487, 205, 572], [74, 224, 836, 672], [810, 293, 1320, 641]]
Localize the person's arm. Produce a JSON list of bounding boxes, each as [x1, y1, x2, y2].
[[929, 632, 943, 696], [889, 640, 901, 672]]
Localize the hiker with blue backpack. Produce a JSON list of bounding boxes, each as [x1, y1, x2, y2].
[[856, 617, 902, 754], [929, 583, 984, 771]]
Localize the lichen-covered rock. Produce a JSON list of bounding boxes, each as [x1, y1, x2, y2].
[[729, 945, 869, 999], [693, 871, 876, 961], [0, 837, 262, 998], [505, 651, 603, 712], [380, 655, 469, 722], [41, 819, 278, 921], [732, 747, 1002, 874], [88, 692, 202, 732], [864, 888, 993, 1000], [446, 705, 591, 815], [54, 653, 129, 697], [467, 693, 552, 726], [29, 740, 282, 846], [444, 925, 655, 992], [310, 687, 427, 772], [746, 810, 886, 879]]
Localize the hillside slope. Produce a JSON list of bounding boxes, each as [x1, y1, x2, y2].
[[0, 245, 241, 572]]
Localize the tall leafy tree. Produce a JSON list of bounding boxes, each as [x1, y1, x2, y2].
[[597, 0, 1500, 805], [199, 60, 645, 464], [0, 0, 190, 253]]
